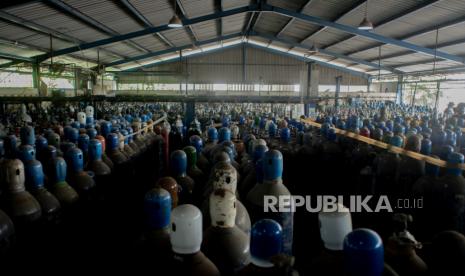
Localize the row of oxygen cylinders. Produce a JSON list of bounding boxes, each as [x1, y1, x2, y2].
[[0, 105, 162, 244], [141, 122, 403, 276]]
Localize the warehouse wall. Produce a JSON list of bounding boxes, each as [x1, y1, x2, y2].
[[116, 45, 369, 95]]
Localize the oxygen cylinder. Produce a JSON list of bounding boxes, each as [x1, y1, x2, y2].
[[24, 159, 61, 221], [430, 231, 465, 276], [170, 150, 195, 204], [202, 161, 251, 236], [143, 187, 171, 255], [239, 144, 268, 197], [385, 214, 427, 276], [0, 209, 14, 254], [310, 204, 352, 275], [49, 157, 79, 206], [20, 126, 35, 146], [218, 127, 231, 143], [190, 135, 209, 175], [436, 152, 465, 233], [238, 219, 298, 275], [170, 204, 220, 276], [184, 146, 205, 197], [343, 229, 385, 276], [106, 133, 128, 165], [161, 124, 170, 176], [202, 189, 251, 274], [396, 135, 425, 195], [96, 135, 114, 170], [65, 148, 95, 195], [120, 129, 135, 159], [246, 150, 294, 255], [2, 159, 42, 223], [88, 139, 111, 176], [375, 135, 402, 195], [35, 136, 48, 164], [156, 177, 179, 209]]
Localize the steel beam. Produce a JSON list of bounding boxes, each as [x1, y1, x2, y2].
[[174, 0, 199, 44], [108, 32, 243, 68], [300, 0, 366, 44], [0, 52, 33, 62], [264, 3, 465, 64], [322, 0, 441, 50], [0, 10, 126, 60], [365, 37, 465, 65], [216, 0, 223, 36], [44, 0, 151, 53], [118, 0, 174, 47], [276, 0, 314, 37], [0, 0, 39, 10], [34, 5, 257, 62], [0, 60, 24, 69], [251, 31, 403, 74], [343, 15, 465, 58]]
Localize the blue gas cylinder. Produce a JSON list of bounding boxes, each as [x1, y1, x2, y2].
[[246, 150, 293, 255], [144, 187, 171, 230], [100, 121, 112, 138], [280, 127, 291, 143], [35, 136, 48, 154], [78, 134, 90, 154], [208, 127, 219, 142], [18, 145, 35, 162], [24, 159, 61, 220], [170, 150, 194, 204], [218, 127, 231, 143], [66, 147, 84, 173], [20, 126, 35, 146], [268, 122, 277, 138], [66, 127, 79, 144], [0, 139, 4, 159], [421, 139, 432, 155], [344, 228, 384, 276], [24, 159, 45, 190], [71, 121, 80, 129], [250, 219, 282, 267], [87, 128, 97, 139], [189, 135, 203, 154]]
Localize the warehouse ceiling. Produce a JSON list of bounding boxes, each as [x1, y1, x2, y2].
[[1, 0, 465, 77]]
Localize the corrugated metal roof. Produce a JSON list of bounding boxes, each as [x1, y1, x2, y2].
[[254, 12, 290, 35], [222, 13, 248, 35], [1, 0, 465, 74], [179, 0, 216, 18], [128, 0, 174, 26], [160, 28, 194, 46], [222, 0, 252, 11], [191, 20, 218, 40]]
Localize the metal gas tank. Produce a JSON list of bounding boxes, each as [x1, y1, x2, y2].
[[0, 208, 14, 254], [24, 159, 61, 221], [2, 159, 42, 223]]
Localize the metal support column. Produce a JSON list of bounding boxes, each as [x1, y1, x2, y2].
[[306, 62, 312, 99], [185, 101, 195, 127], [242, 44, 246, 84], [367, 77, 371, 93], [396, 75, 404, 104], [434, 81, 441, 113], [32, 63, 40, 89], [411, 82, 418, 106], [335, 76, 342, 108]]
